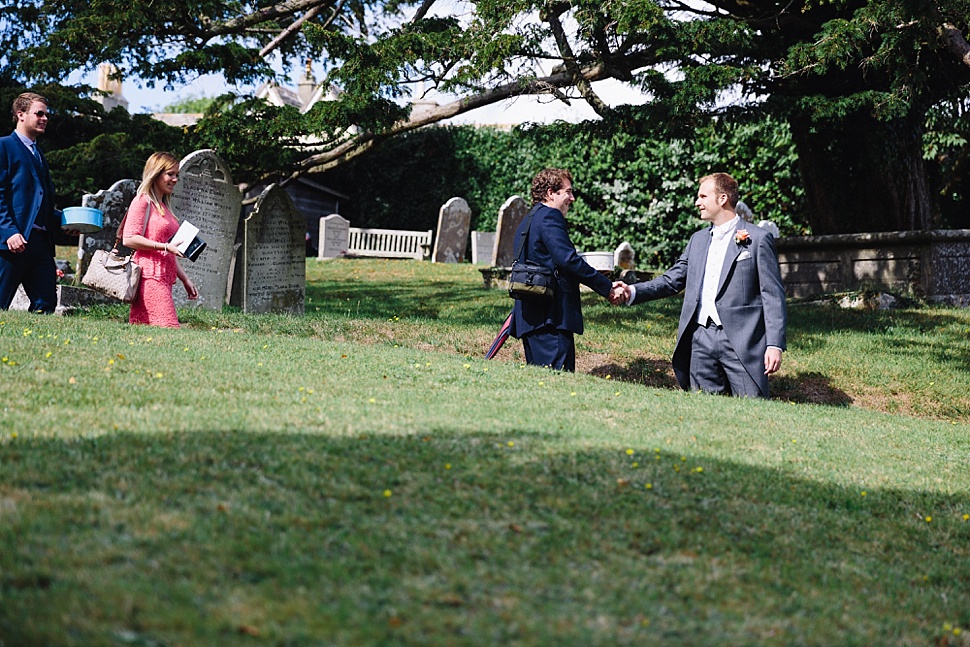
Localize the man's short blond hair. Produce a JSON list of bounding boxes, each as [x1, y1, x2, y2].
[[11, 92, 48, 124]]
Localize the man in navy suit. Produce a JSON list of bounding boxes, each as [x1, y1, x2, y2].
[[0, 92, 62, 313], [510, 168, 614, 371], [611, 173, 787, 397]]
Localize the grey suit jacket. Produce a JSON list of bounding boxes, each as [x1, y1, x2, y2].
[[631, 222, 787, 396]]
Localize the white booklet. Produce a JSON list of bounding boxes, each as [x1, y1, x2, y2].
[[169, 220, 207, 262]]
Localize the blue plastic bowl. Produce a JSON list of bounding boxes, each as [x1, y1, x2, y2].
[[62, 206, 104, 233]]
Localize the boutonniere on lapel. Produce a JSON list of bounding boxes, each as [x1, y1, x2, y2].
[[734, 229, 751, 245]]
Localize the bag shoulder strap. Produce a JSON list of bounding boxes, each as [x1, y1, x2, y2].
[[112, 199, 152, 253], [513, 204, 542, 265]]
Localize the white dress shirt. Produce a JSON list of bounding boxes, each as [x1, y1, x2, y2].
[[696, 216, 739, 326]]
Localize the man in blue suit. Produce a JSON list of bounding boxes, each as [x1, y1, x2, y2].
[[0, 92, 62, 313], [611, 173, 787, 397], [510, 168, 614, 371]]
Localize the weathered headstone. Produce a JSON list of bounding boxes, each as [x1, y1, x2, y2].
[[471, 231, 495, 265], [492, 195, 529, 267], [76, 179, 138, 280], [170, 149, 242, 310], [614, 241, 636, 271], [230, 184, 305, 315], [737, 200, 755, 223], [431, 197, 471, 263], [757, 220, 781, 239], [318, 214, 350, 259]]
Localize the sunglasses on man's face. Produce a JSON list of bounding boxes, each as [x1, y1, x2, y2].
[[22, 110, 49, 118]]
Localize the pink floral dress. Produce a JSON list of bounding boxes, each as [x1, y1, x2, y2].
[[122, 194, 181, 328]]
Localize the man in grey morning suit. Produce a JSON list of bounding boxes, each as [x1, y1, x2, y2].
[[609, 173, 787, 397]]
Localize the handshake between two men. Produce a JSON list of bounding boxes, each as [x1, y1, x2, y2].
[[608, 282, 632, 306]]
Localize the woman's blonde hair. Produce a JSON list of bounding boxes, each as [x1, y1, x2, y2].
[[137, 152, 180, 208]]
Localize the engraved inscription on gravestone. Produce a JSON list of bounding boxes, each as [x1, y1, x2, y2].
[[432, 197, 471, 263], [170, 149, 242, 310], [318, 214, 350, 259], [230, 184, 305, 314], [492, 195, 529, 267]]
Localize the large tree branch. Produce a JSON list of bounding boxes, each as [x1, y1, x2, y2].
[[543, 7, 614, 118], [210, 0, 337, 35], [408, 0, 439, 24], [258, 4, 327, 58], [254, 58, 641, 191]]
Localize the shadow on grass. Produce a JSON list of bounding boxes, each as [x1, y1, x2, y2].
[[3, 430, 968, 646], [770, 371, 853, 406]]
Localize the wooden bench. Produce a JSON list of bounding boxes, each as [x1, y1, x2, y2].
[[347, 227, 433, 260]]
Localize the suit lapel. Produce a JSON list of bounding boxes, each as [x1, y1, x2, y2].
[[717, 221, 744, 294]]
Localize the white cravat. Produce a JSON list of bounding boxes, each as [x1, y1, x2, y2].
[[696, 217, 739, 326]]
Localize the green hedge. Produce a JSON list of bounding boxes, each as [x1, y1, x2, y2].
[[321, 117, 806, 267]]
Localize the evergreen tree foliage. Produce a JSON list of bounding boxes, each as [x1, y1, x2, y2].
[[1, 0, 967, 233]]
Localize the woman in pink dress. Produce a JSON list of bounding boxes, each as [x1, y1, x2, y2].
[[122, 152, 198, 327]]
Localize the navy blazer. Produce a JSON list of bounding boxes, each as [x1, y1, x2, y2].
[[630, 222, 787, 396], [511, 203, 613, 338], [0, 133, 58, 252]]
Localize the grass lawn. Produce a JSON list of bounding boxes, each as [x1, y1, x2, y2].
[[1, 258, 969, 646]]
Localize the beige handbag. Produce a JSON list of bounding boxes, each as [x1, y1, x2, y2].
[[81, 202, 150, 303]]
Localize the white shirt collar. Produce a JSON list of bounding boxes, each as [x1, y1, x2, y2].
[[712, 216, 740, 239]]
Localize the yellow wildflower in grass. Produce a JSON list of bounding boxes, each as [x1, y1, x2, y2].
[[463, 364, 471, 369], [645, 483, 652, 490], [11, 432, 17, 439], [445, 464, 451, 470], [369, 398, 376, 404], [694, 467, 703, 473], [383, 489, 392, 497], [626, 449, 634, 455], [925, 516, 932, 523], [963, 514, 969, 521], [570, 391, 576, 396], [615, 391, 620, 396], [538, 381, 544, 386], [631, 462, 639, 468], [861, 491, 867, 497], [45, 351, 52, 358]]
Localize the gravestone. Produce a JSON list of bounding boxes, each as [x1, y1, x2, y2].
[[431, 197, 471, 263], [492, 195, 529, 267], [318, 214, 350, 259], [76, 179, 138, 281], [471, 231, 495, 265], [757, 220, 781, 239], [170, 149, 242, 310], [614, 241, 636, 271], [230, 184, 305, 315], [737, 201, 755, 223]]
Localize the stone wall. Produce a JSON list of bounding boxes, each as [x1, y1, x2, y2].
[[776, 230, 970, 305]]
